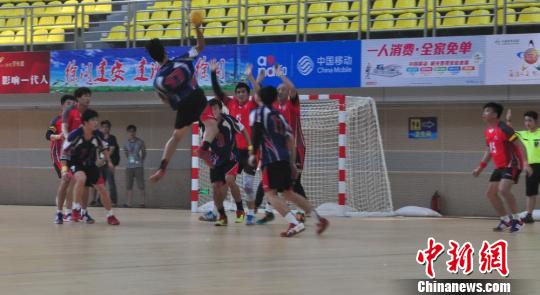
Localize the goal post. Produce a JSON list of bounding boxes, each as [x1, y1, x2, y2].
[[191, 95, 393, 216]]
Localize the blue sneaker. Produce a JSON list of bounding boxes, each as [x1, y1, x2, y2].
[[246, 214, 255, 225], [509, 219, 522, 233], [199, 211, 217, 222], [82, 211, 95, 224], [256, 212, 275, 225], [54, 212, 63, 224], [493, 220, 511, 232]]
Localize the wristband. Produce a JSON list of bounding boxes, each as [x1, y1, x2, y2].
[[248, 145, 253, 152], [61, 166, 68, 173], [479, 162, 487, 169]]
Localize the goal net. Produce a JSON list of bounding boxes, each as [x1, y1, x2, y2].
[[191, 95, 393, 216]]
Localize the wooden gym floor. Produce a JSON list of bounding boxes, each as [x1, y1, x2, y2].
[[0, 206, 539, 295]]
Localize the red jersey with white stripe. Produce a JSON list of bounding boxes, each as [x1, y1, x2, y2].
[[222, 96, 257, 150], [63, 105, 82, 133], [484, 121, 522, 169], [47, 115, 63, 167], [274, 94, 306, 169]]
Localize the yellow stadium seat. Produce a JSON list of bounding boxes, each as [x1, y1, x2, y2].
[[209, 0, 230, 5], [307, 2, 328, 17], [418, 11, 442, 28], [438, 0, 463, 12], [0, 18, 5, 27], [345, 0, 368, 16], [227, 6, 246, 20], [168, 10, 182, 24], [1, 3, 16, 16], [266, 5, 287, 20], [0, 30, 15, 44], [163, 23, 181, 39], [32, 1, 46, 15], [327, 1, 350, 17], [48, 27, 64, 42], [144, 24, 164, 39], [45, 1, 62, 15], [13, 30, 28, 44], [285, 18, 305, 33], [497, 8, 516, 25], [37, 16, 55, 29], [172, 1, 183, 7], [129, 25, 145, 39], [287, 4, 305, 18], [467, 9, 492, 25], [517, 6, 540, 23], [307, 17, 327, 32], [150, 10, 169, 24], [395, 0, 418, 14], [102, 25, 127, 41], [441, 10, 466, 26], [222, 20, 243, 36], [191, 0, 208, 8], [202, 21, 222, 36], [56, 15, 74, 29], [371, 13, 395, 30], [248, 6, 266, 20], [95, 0, 112, 14], [350, 15, 368, 31], [62, 0, 78, 14], [247, 19, 264, 35], [6, 17, 23, 30], [395, 12, 419, 29], [371, 0, 393, 15], [76, 14, 90, 28], [264, 18, 285, 34], [148, 1, 171, 10], [206, 8, 226, 22], [417, 0, 435, 12], [328, 15, 350, 31], [32, 28, 48, 43], [80, 0, 96, 14], [463, 0, 491, 10], [509, 0, 538, 8], [135, 11, 150, 24]]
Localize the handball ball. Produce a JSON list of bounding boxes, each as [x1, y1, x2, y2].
[[190, 10, 204, 26]]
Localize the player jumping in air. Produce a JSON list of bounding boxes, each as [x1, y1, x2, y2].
[[61, 109, 120, 225], [473, 102, 529, 232], [145, 22, 219, 183], [249, 86, 328, 237]]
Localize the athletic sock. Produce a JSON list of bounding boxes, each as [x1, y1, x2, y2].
[[247, 209, 255, 216], [74, 203, 81, 210], [57, 209, 62, 214], [81, 209, 87, 216], [218, 207, 226, 219], [107, 210, 114, 217], [265, 203, 273, 213], [236, 201, 244, 212], [501, 216, 511, 223], [285, 212, 300, 225]]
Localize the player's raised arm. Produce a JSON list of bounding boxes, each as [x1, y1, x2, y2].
[[275, 64, 298, 101], [245, 64, 261, 95], [193, 22, 205, 54], [210, 59, 230, 104]]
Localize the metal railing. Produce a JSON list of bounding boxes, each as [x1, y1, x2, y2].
[[0, 0, 538, 50]]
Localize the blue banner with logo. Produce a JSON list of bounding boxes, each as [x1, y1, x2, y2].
[[409, 117, 438, 140], [248, 40, 361, 88]]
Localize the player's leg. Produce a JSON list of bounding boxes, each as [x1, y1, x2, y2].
[[282, 190, 329, 235], [64, 178, 75, 221], [256, 181, 275, 225], [125, 168, 134, 207], [93, 183, 120, 225], [136, 167, 146, 207], [149, 126, 190, 182], [524, 165, 539, 223], [486, 171, 510, 231], [72, 170, 87, 223], [224, 161, 244, 223], [239, 150, 256, 225], [498, 172, 521, 232], [54, 178, 70, 224]]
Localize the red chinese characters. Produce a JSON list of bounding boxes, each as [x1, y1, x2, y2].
[[479, 240, 509, 277], [110, 60, 125, 82], [446, 240, 474, 275], [416, 238, 445, 279]]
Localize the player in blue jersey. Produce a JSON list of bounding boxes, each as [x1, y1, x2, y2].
[[249, 86, 329, 237], [145, 22, 219, 183]]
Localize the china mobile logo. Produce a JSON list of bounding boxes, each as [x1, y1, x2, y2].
[[257, 55, 287, 77], [416, 238, 509, 279], [297, 56, 314, 76]]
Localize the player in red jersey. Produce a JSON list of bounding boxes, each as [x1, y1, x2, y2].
[[204, 60, 262, 224], [61, 87, 92, 222], [473, 102, 530, 232], [46, 94, 77, 223]]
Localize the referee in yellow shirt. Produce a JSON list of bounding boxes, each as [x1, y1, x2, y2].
[[513, 111, 540, 223]]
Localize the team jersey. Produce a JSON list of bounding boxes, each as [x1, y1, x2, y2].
[[516, 129, 540, 164], [484, 121, 521, 169], [205, 114, 244, 167], [250, 105, 292, 168], [46, 115, 63, 165], [274, 94, 306, 168], [153, 48, 200, 111], [61, 127, 109, 167], [62, 105, 82, 133]]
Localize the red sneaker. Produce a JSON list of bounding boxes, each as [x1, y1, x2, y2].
[[107, 215, 120, 225], [197, 148, 214, 168], [149, 168, 166, 183], [72, 209, 81, 222], [316, 217, 329, 235], [280, 223, 305, 237]]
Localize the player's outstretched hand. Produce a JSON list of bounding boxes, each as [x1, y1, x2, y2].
[[472, 167, 483, 177], [274, 64, 284, 77], [209, 59, 218, 72], [244, 63, 253, 77]]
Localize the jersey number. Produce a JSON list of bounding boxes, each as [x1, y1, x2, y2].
[[489, 142, 497, 153], [164, 68, 186, 89]]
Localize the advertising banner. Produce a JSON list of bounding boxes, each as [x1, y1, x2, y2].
[[362, 36, 486, 87], [485, 34, 540, 85], [0, 51, 50, 94]]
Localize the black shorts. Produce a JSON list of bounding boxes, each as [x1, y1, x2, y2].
[[489, 167, 521, 184], [237, 149, 256, 176], [262, 161, 292, 192], [210, 160, 238, 184], [175, 87, 208, 129], [69, 164, 104, 187], [526, 164, 540, 196]]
